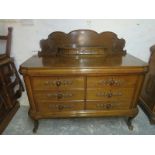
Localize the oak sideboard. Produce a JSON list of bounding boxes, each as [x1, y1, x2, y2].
[[20, 30, 148, 132]]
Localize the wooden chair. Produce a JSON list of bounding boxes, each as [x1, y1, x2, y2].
[[0, 27, 25, 133], [0, 27, 12, 59], [0, 27, 24, 95]]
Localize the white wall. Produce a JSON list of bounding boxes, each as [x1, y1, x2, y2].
[[1, 19, 155, 66], [0, 19, 155, 105], [0, 22, 6, 53]]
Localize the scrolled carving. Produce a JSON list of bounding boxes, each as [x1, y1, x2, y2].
[[38, 29, 126, 56], [39, 39, 52, 55]]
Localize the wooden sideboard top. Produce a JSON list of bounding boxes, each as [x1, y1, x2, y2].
[[20, 30, 148, 74], [20, 54, 147, 69]]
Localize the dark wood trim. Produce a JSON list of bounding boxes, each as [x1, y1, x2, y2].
[[139, 44, 155, 124], [139, 98, 155, 124], [0, 102, 20, 134], [6, 27, 12, 57]]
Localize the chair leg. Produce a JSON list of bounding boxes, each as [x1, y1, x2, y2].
[[11, 61, 24, 91]]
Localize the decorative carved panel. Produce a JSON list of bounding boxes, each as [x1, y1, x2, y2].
[[38, 30, 126, 56]]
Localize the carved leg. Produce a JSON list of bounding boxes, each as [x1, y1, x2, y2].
[[127, 117, 134, 131], [33, 120, 39, 133]]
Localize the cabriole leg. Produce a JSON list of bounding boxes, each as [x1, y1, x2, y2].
[[33, 120, 39, 133], [127, 117, 134, 130]]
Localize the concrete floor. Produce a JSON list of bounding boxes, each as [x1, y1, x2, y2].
[[3, 105, 155, 135]]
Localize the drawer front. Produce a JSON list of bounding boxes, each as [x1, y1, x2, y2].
[[37, 101, 84, 113], [32, 76, 84, 90], [34, 90, 84, 101], [86, 101, 130, 110], [87, 88, 134, 101], [87, 75, 137, 88]]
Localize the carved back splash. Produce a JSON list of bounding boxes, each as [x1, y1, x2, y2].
[[38, 29, 126, 56]]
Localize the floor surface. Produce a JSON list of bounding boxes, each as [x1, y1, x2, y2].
[[3, 105, 155, 135]]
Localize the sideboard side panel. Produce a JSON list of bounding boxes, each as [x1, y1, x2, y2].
[[23, 75, 37, 118]]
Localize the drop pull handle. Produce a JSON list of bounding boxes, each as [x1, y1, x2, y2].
[[56, 81, 61, 87]]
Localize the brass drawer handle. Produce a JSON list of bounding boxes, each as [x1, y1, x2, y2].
[[44, 80, 73, 86], [48, 104, 73, 110], [106, 103, 112, 109], [96, 91, 122, 98], [47, 93, 73, 99], [63, 80, 73, 85], [98, 79, 121, 86], [56, 81, 61, 87], [57, 93, 73, 99], [96, 103, 112, 110], [58, 105, 64, 110], [107, 92, 112, 98]]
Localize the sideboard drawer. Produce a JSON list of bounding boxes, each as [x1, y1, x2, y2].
[[86, 101, 130, 110], [37, 101, 84, 113], [34, 90, 85, 101], [87, 75, 137, 88], [31, 76, 84, 90], [87, 88, 134, 101]]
